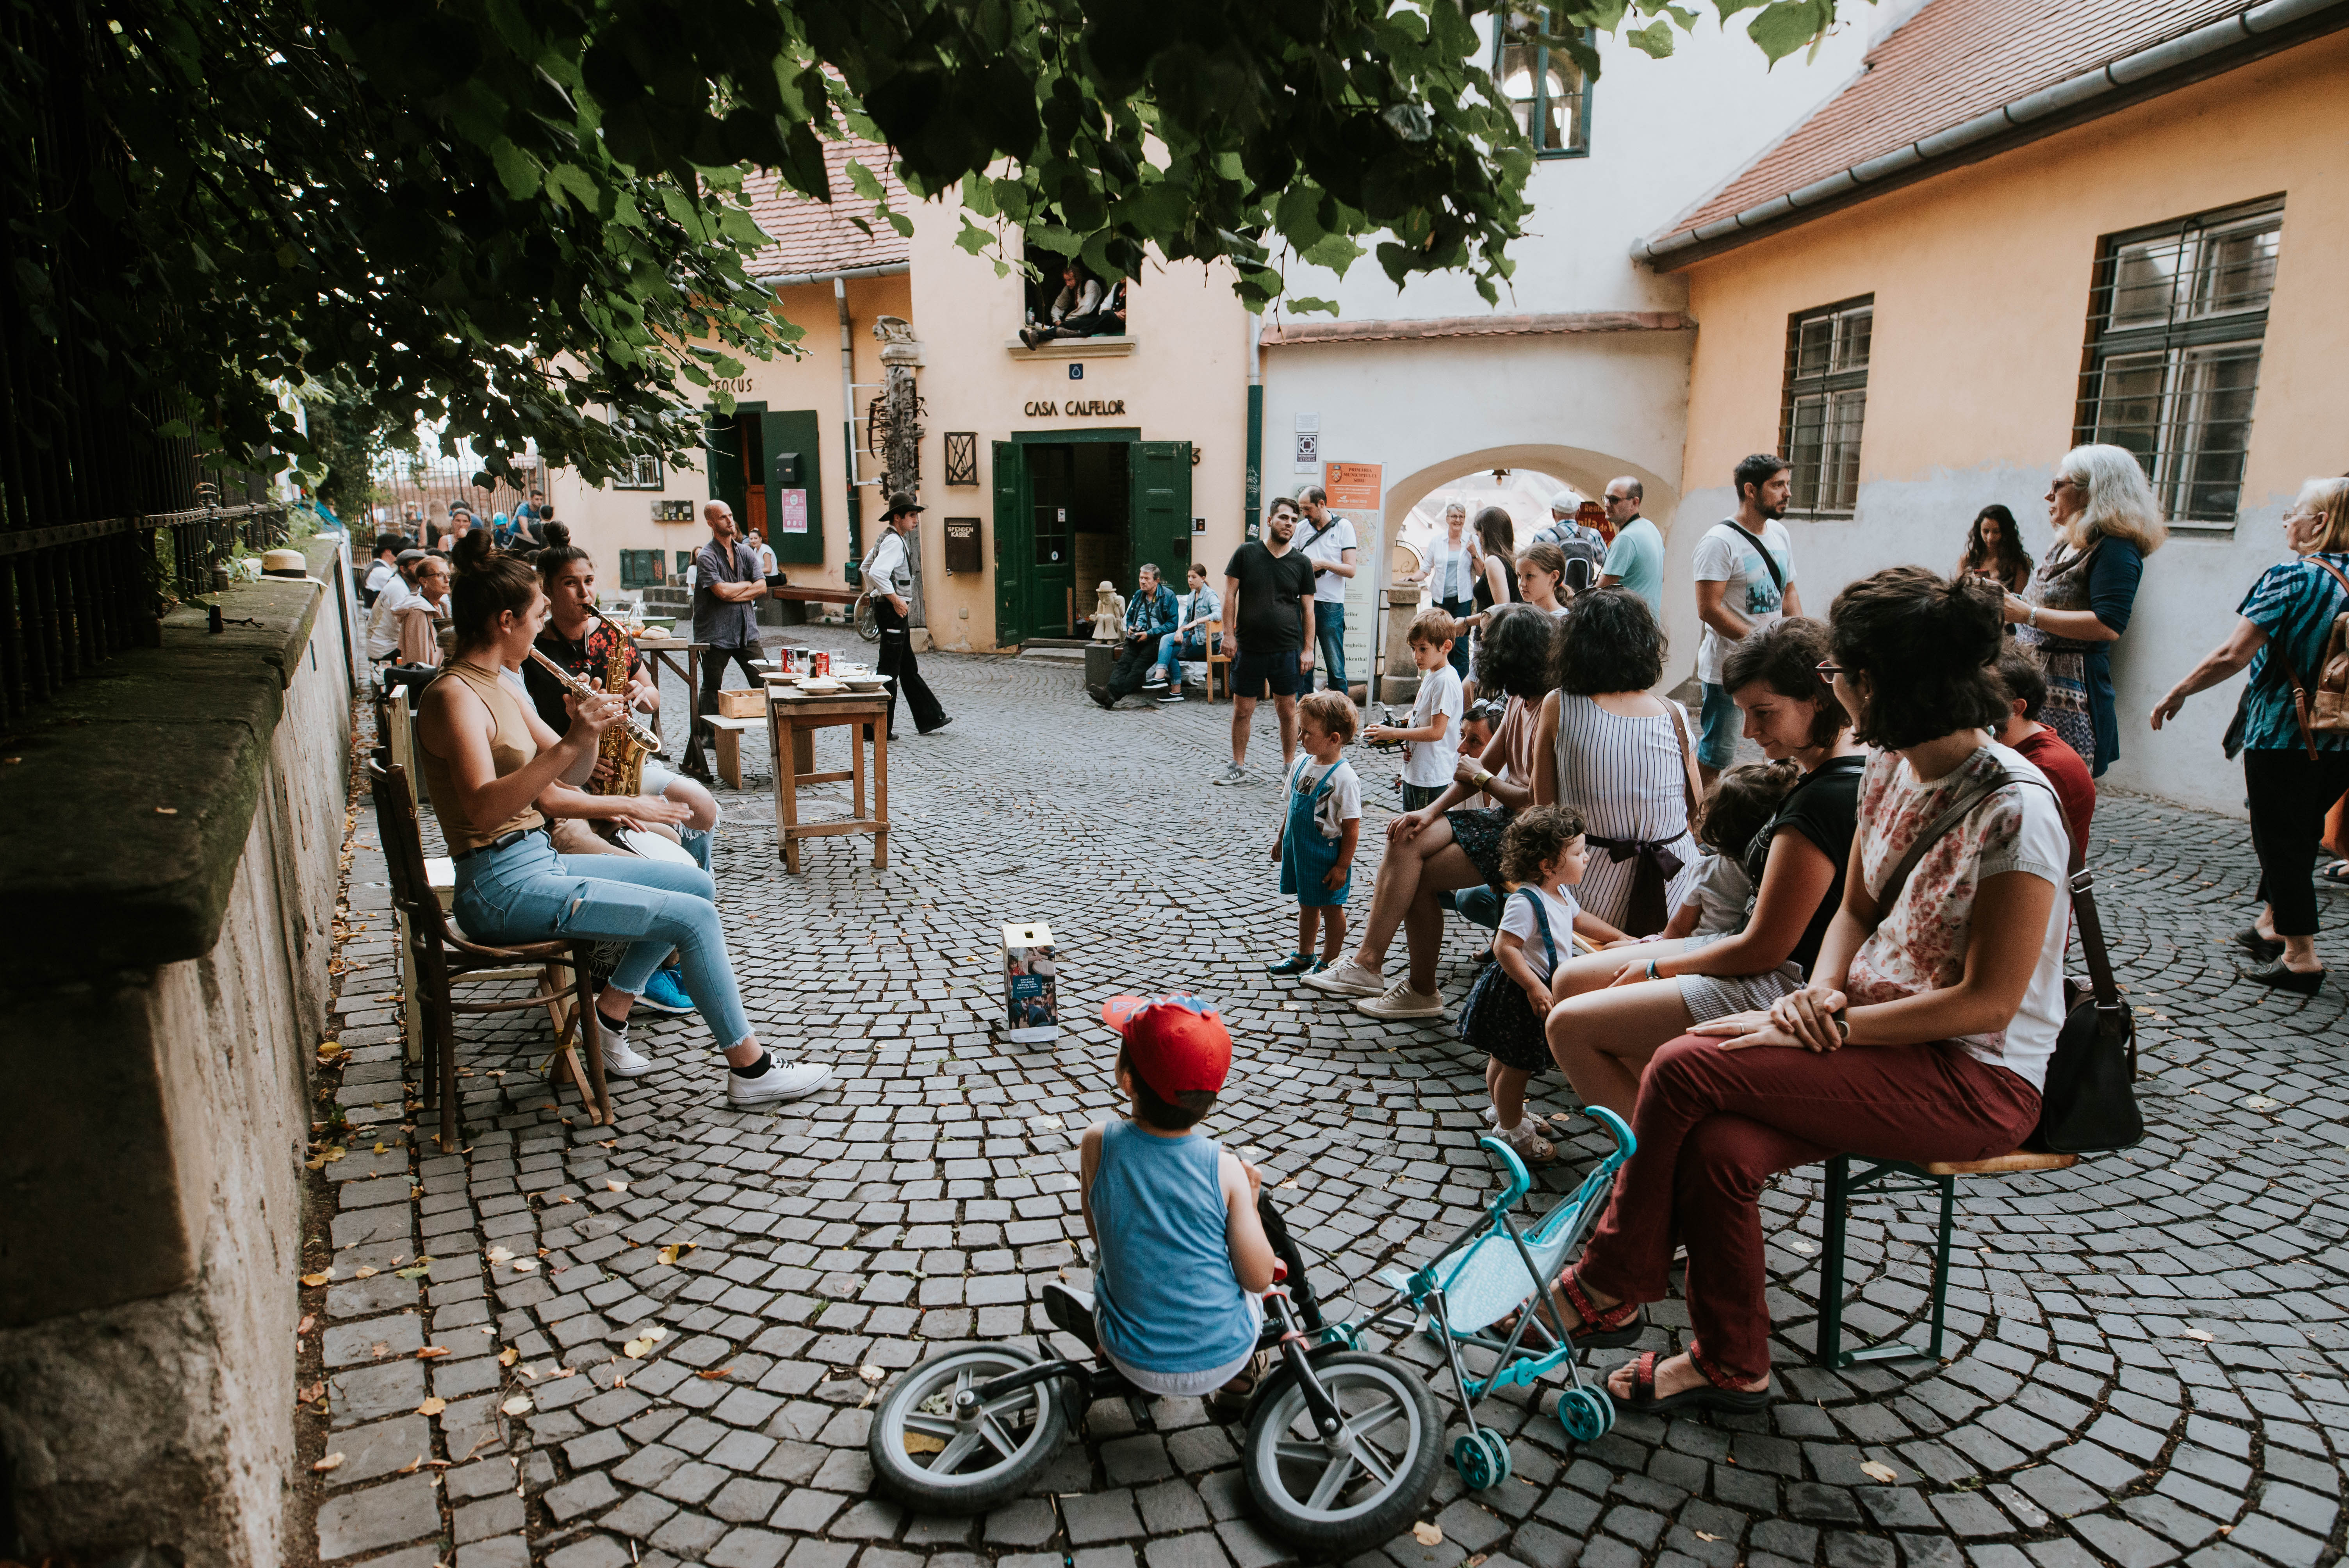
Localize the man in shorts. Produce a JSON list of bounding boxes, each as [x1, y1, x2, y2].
[[1215, 497, 1317, 786], [1692, 453, 1802, 786]]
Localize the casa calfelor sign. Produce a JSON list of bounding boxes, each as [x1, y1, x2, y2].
[[1022, 399, 1128, 418]]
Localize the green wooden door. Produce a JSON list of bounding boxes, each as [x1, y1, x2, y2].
[[704, 408, 748, 520], [993, 441, 1023, 644], [1129, 441, 1194, 586], [762, 410, 825, 566]]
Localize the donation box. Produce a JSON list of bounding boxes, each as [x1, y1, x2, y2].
[[1001, 922, 1060, 1043]]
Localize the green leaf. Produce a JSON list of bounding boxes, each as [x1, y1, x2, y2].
[[954, 217, 995, 257], [1746, 0, 1833, 60], [1286, 297, 1342, 317], [1626, 18, 1677, 57], [492, 141, 544, 201], [844, 158, 886, 201], [1300, 232, 1366, 276]]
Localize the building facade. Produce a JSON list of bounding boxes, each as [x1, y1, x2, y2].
[[1649, 0, 2349, 813]]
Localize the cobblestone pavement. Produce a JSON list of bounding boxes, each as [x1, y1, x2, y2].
[[309, 628, 2348, 1568]]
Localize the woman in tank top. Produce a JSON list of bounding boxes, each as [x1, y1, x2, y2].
[[415, 533, 831, 1108], [1464, 506, 1521, 705]]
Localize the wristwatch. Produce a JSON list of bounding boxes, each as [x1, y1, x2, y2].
[[1830, 1010, 1852, 1042]]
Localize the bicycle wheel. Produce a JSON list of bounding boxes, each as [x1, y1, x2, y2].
[[868, 1345, 1067, 1513], [1243, 1351, 1443, 1556], [856, 595, 880, 642]]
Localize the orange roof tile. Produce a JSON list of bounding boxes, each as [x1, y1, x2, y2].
[[1667, 0, 2262, 240], [745, 139, 913, 280]]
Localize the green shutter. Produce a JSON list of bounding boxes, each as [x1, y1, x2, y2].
[[704, 408, 746, 520], [1129, 440, 1193, 585], [763, 410, 825, 566], [993, 441, 1023, 645]]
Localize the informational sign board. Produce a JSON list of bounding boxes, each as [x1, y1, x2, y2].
[[777, 488, 810, 534], [943, 518, 981, 574], [1324, 461, 1382, 511]]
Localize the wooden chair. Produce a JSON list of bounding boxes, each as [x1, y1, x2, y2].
[[368, 759, 613, 1149], [1813, 1149, 2078, 1367], [1205, 616, 1232, 702]]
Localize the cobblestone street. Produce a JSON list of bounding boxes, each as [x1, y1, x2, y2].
[[310, 628, 2349, 1568]]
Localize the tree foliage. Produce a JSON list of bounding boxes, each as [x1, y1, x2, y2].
[[0, 0, 1851, 489]]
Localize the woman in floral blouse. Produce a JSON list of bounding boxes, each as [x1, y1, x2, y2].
[[1512, 568, 2074, 1415]]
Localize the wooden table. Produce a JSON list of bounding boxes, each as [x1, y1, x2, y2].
[[763, 689, 891, 872]]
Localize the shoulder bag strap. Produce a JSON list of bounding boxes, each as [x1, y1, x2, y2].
[[1866, 766, 2009, 926], [2274, 556, 2349, 761], [1720, 521, 1786, 597], [1665, 700, 1704, 819]]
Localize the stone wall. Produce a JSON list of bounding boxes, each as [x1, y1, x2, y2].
[[0, 540, 356, 1568]]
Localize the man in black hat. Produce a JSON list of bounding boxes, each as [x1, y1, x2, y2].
[[863, 494, 950, 737]]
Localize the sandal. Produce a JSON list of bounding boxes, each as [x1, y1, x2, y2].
[[1611, 1349, 1773, 1415], [1497, 1271, 1644, 1352], [2322, 862, 2349, 889], [1266, 951, 1318, 975], [2233, 925, 2285, 962], [1502, 1124, 1558, 1165]]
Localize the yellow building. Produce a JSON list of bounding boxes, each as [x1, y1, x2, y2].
[[551, 139, 1252, 654], [1646, 0, 2349, 813]]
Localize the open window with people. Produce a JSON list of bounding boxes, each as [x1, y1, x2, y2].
[[1018, 235, 1131, 349]]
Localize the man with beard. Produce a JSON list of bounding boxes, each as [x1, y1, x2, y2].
[[1692, 453, 1803, 786]]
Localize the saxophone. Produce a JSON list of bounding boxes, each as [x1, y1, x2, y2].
[[576, 612, 652, 796]]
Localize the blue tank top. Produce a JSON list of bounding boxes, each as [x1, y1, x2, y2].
[[1090, 1119, 1258, 1374]]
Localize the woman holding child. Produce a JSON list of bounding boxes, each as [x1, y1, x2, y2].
[[1542, 615, 1866, 1117], [1530, 568, 2072, 1413]]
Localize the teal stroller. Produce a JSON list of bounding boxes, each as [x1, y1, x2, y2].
[[1365, 1107, 1637, 1486]]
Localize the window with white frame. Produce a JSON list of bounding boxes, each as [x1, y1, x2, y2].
[[2077, 196, 2282, 527], [1494, 7, 1590, 157], [1779, 296, 1872, 519]]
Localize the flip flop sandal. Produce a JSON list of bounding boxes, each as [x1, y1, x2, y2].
[[1611, 1350, 1773, 1415], [2322, 863, 2349, 889]]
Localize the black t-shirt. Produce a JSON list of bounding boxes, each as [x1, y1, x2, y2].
[[1223, 540, 1317, 654], [1741, 754, 1865, 976]]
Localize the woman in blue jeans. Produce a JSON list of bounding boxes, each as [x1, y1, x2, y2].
[[416, 531, 832, 1107]]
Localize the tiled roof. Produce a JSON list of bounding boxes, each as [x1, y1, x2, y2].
[[1669, 0, 2262, 238], [1262, 310, 1689, 346], [745, 139, 912, 280]]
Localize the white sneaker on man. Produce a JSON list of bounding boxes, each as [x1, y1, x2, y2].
[[1299, 957, 1385, 997], [727, 1057, 834, 1106], [601, 1036, 657, 1079], [1354, 981, 1446, 1019]]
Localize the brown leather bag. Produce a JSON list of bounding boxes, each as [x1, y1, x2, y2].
[[2283, 556, 2349, 759]]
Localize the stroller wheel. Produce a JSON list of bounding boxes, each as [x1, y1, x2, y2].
[[867, 1344, 1067, 1513], [1244, 1351, 1443, 1556], [1557, 1384, 1613, 1444], [1451, 1429, 1512, 1490]]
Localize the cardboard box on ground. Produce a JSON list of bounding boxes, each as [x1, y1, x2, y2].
[[1002, 923, 1060, 1042]]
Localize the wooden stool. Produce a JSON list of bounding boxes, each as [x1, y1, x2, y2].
[[702, 714, 755, 790], [1814, 1149, 2078, 1367], [370, 759, 613, 1149]]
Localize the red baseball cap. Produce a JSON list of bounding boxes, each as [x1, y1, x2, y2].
[[1101, 993, 1232, 1100]]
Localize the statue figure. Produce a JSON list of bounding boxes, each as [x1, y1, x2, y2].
[[1091, 581, 1125, 642]]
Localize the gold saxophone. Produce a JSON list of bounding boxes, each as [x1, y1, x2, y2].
[[590, 612, 648, 797]]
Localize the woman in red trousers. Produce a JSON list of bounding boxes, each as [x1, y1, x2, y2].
[[1534, 567, 2076, 1413]]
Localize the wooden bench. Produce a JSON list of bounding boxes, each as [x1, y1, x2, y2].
[[1206, 615, 1232, 702], [702, 714, 754, 790], [770, 584, 859, 606], [1814, 1149, 2079, 1367]]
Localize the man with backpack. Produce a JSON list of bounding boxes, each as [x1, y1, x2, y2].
[[1692, 453, 1803, 786]]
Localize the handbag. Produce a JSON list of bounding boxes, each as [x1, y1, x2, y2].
[[1457, 887, 1558, 1060], [1864, 761, 2140, 1154]]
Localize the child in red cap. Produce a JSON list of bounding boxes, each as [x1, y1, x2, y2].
[[1080, 994, 1276, 1399]]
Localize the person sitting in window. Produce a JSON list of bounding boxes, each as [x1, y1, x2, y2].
[[1020, 264, 1127, 346]]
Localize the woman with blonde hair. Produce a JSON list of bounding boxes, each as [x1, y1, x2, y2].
[[2153, 477, 2349, 994], [2004, 444, 2165, 777]]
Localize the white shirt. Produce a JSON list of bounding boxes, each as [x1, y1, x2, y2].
[[1682, 852, 1755, 938], [1498, 884, 1581, 985], [366, 574, 419, 659], [1403, 663, 1464, 787], [1301, 516, 1357, 604], [1692, 519, 1795, 686], [1289, 757, 1362, 841], [755, 541, 777, 574], [866, 530, 911, 599], [364, 559, 398, 596]]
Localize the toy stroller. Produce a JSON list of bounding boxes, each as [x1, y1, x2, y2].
[[1362, 1108, 1639, 1484]]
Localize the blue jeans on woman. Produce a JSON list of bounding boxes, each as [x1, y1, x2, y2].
[[1157, 629, 1217, 686], [453, 833, 752, 1051]]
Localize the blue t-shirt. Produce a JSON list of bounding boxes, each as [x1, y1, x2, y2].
[[1602, 517, 1666, 618], [2238, 552, 2349, 752]]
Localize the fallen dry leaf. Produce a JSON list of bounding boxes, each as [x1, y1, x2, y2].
[[606, 1179, 628, 1192], [1277, 1178, 1299, 1189], [499, 1347, 519, 1367], [299, 1269, 335, 1287], [695, 1367, 734, 1381], [298, 1381, 326, 1403], [902, 1433, 946, 1455], [510, 1258, 539, 1273], [656, 1244, 691, 1266], [1413, 1523, 1444, 1547], [1858, 1461, 1899, 1484], [485, 1245, 514, 1264], [417, 1347, 450, 1360], [622, 1339, 651, 1359], [312, 1453, 346, 1474], [500, 1394, 534, 1417], [352, 1267, 378, 1280], [643, 1326, 666, 1342], [155, 805, 178, 815], [857, 1365, 886, 1383], [417, 1397, 446, 1417], [2181, 1327, 2215, 1342], [296, 1314, 315, 1336], [397, 1454, 426, 1475], [1693, 1532, 1721, 1543], [372, 1142, 389, 1155]]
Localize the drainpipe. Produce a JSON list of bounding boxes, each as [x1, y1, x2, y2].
[[1245, 314, 1264, 542], [837, 276, 863, 583]]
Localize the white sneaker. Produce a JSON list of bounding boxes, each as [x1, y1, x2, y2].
[[727, 1058, 834, 1106], [1143, 672, 1167, 688], [1300, 957, 1386, 997], [601, 1036, 657, 1079], [1211, 761, 1249, 786], [1354, 981, 1446, 1019], [1158, 689, 1185, 703]]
